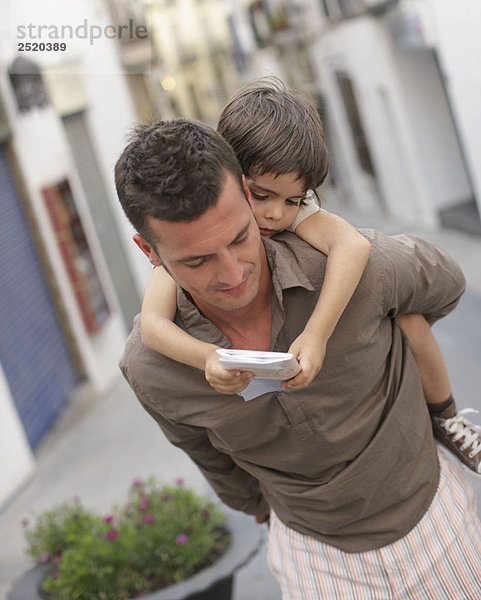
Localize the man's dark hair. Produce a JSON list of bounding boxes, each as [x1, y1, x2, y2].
[[217, 77, 329, 192], [115, 119, 243, 242]]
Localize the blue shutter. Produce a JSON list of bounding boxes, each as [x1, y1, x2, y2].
[[0, 146, 79, 449]]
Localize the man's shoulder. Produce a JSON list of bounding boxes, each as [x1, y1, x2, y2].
[[120, 315, 180, 394], [268, 230, 327, 270], [270, 228, 381, 277], [119, 314, 164, 389], [120, 314, 212, 418]]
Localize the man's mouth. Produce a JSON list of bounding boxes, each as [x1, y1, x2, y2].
[[218, 277, 249, 296]]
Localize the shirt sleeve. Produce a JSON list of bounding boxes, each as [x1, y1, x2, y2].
[[121, 365, 269, 516], [368, 231, 466, 325], [287, 193, 320, 232]]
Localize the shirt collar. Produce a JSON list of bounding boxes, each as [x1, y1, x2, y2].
[[262, 235, 315, 308]]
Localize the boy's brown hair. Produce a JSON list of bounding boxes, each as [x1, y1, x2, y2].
[[217, 77, 329, 192]]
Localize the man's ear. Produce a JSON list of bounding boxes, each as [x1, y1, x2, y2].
[[242, 175, 254, 210], [133, 233, 162, 267]]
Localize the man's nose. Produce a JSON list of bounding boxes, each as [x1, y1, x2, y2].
[[218, 251, 243, 286]]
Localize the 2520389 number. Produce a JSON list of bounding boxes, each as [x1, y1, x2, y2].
[[18, 42, 67, 52]]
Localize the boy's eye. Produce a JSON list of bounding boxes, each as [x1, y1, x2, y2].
[[286, 199, 300, 207], [251, 192, 268, 201]]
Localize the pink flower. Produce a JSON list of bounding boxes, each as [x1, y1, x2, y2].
[[175, 478, 185, 486], [144, 514, 155, 523], [202, 509, 210, 518], [175, 534, 188, 545], [103, 515, 114, 524], [21, 518, 29, 528], [132, 478, 143, 487], [41, 554, 51, 563], [53, 555, 62, 565], [106, 529, 119, 540]]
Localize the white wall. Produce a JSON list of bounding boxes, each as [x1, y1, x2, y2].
[[5, 0, 153, 300], [394, 48, 471, 211], [311, 18, 434, 224], [0, 364, 35, 508], [426, 0, 481, 217], [78, 0, 163, 296], [308, 7, 478, 227]]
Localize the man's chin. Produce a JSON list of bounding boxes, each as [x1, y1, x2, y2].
[[207, 280, 260, 312], [212, 292, 258, 312]]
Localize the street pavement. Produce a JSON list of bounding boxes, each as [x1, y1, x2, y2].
[[1, 205, 481, 600]]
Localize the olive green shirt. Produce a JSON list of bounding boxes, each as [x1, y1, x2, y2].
[[120, 230, 465, 552]]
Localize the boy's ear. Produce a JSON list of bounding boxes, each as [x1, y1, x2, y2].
[[242, 175, 254, 209], [133, 233, 162, 267]]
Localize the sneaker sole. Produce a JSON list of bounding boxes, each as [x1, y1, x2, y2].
[[436, 444, 481, 480]]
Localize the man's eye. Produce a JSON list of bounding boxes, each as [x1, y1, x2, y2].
[[186, 259, 206, 269], [232, 234, 248, 246], [251, 192, 268, 201]]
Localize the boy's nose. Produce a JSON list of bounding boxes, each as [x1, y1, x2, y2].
[[265, 203, 282, 221]]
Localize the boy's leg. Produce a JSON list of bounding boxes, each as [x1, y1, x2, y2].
[[398, 313, 481, 477]]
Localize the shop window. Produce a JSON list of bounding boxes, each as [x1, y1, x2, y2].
[[42, 179, 110, 334]]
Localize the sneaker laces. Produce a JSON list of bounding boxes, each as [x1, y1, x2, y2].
[[441, 409, 481, 462]]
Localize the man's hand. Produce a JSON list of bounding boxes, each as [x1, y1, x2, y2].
[[282, 330, 327, 390], [255, 509, 270, 524], [205, 349, 253, 394]]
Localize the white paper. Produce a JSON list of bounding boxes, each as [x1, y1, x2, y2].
[[216, 349, 301, 380], [216, 349, 301, 402], [238, 378, 283, 401]]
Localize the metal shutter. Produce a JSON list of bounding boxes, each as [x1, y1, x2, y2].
[[0, 146, 79, 449]]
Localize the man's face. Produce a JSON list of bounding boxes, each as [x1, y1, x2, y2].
[[135, 172, 265, 312]]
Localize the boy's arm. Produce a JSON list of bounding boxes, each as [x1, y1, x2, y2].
[[141, 267, 252, 394], [141, 266, 216, 370], [284, 211, 371, 390]]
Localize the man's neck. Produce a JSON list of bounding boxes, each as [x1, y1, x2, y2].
[[195, 255, 273, 351]]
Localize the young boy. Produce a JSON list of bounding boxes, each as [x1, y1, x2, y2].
[[140, 78, 481, 477]]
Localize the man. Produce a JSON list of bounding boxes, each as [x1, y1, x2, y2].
[[115, 119, 481, 598]]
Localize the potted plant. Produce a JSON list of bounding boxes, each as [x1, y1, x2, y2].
[[9, 477, 262, 600]]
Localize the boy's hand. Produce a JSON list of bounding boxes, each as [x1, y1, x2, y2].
[[205, 349, 254, 395], [282, 330, 327, 390]]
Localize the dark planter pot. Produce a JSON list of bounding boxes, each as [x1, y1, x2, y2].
[[8, 511, 263, 600]]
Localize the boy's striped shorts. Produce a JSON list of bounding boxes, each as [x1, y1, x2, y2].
[[267, 451, 481, 599]]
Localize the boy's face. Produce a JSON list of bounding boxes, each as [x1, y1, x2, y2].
[[246, 172, 307, 237]]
